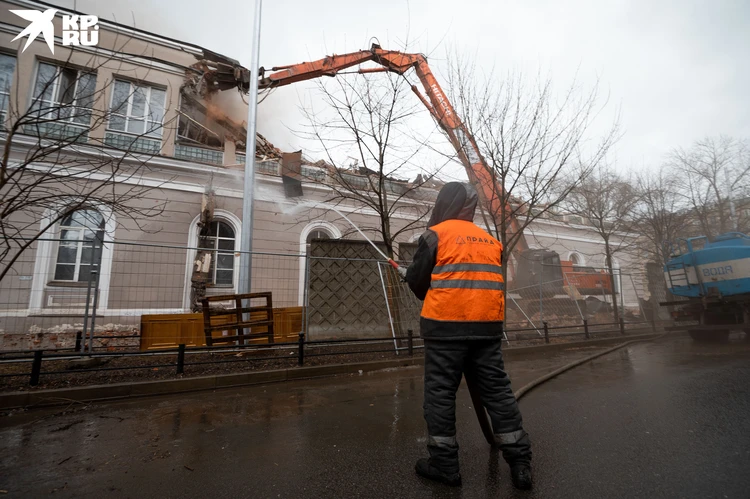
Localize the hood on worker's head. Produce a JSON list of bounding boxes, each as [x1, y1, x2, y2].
[[427, 182, 478, 227]]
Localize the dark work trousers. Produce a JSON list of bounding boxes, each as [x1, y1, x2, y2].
[[423, 338, 531, 473]]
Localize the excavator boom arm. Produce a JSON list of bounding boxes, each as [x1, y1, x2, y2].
[[258, 44, 527, 253]]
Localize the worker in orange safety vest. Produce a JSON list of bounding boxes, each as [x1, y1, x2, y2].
[[405, 182, 532, 490]]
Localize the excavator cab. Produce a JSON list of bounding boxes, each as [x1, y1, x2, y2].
[[513, 249, 564, 297]]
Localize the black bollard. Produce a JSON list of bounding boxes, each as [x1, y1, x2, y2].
[[298, 331, 305, 366], [583, 319, 590, 339], [407, 329, 414, 356], [176, 344, 186, 374], [30, 350, 43, 386], [619, 318, 625, 335], [543, 321, 550, 344]]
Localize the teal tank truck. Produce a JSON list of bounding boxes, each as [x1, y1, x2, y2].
[[664, 232, 750, 341]]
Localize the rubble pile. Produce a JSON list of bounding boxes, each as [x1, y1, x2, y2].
[[255, 133, 282, 159]]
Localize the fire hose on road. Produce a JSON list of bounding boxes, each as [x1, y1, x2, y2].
[[470, 333, 668, 446]]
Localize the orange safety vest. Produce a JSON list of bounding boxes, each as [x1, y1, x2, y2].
[[421, 219, 505, 322]]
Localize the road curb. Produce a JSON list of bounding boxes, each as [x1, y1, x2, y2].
[[0, 357, 423, 410], [0, 331, 676, 410]]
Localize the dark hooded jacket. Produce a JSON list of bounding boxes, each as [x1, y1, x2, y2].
[[405, 182, 504, 340]]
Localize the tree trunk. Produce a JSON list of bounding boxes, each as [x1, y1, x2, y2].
[[604, 241, 620, 324]]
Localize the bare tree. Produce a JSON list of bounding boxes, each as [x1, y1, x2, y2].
[[0, 47, 172, 282], [633, 166, 691, 264], [669, 135, 750, 238], [444, 53, 620, 279], [565, 166, 641, 323], [294, 69, 449, 258]]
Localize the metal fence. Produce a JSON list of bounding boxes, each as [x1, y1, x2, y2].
[[504, 265, 649, 337], [1, 238, 656, 354], [378, 261, 424, 351], [0, 239, 671, 390], [0, 237, 305, 352]]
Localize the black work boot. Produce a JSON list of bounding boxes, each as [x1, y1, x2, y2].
[[415, 458, 462, 487], [511, 464, 532, 490]]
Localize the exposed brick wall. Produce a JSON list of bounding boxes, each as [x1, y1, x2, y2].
[[0, 323, 139, 351]]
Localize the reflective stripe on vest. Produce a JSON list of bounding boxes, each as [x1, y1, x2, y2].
[[421, 219, 505, 322], [433, 263, 503, 275], [431, 280, 505, 290]]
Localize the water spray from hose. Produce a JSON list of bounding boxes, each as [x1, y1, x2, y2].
[[282, 199, 406, 277]]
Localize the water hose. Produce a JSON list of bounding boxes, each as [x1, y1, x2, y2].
[[312, 204, 407, 277], [470, 333, 667, 446], [513, 333, 667, 401]]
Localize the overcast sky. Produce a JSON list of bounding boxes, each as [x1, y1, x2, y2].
[[50, 0, 750, 176]]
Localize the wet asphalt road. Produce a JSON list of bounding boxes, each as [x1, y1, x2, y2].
[[1, 337, 749, 498]]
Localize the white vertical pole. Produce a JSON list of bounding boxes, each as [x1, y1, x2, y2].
[[239, 0, 263, 294]]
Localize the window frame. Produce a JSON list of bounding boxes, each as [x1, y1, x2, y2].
[[301, 165, 327, 182], [52, 209, 105, 283], [29, 204, 116, 314], [199, 219, 237, 287], [183, 211, 241, 310], [339, 172, 368, 190], [568, 252, 586, 272], [106, 78, 167, 139], [0, 52, 17, 123], [176, 94, 223, 149], [30, 61, 97, 127], [305, 228, 332, 255]]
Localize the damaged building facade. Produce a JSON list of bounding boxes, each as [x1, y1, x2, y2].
[[0, 0, 644, 350]]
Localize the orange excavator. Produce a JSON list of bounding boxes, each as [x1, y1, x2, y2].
[[194, 43, 612, 295], [255, 43, 527, 256]]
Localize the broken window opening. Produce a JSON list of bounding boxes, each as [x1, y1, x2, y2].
[[177, 93, 248, 153], [177, 95, 225, 150]]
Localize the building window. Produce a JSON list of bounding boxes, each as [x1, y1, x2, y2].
[[385, 180, 408, 195], [256, 158, 279, 175], [0, 53, 17, 122], [108, 80, 166, 138], [567, 215, 583, 225], [302, 165, 326, 182], [339, 172, 368, 190], [177, 96, 222, 148], [30, 63, 97, 139], [174, 143, 223, 165], [612, 259, 622, 295], [306, 228, 331, 254], [53, 209, 104, 282], [199, 220, 236, 285], [569, 252, 585, 271]]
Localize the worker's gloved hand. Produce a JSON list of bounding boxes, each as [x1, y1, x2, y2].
[[396, 265, 408, 280], [388, 259, 408, 281]]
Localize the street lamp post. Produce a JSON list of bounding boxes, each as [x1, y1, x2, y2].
[[239, 0, 263, 294]]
